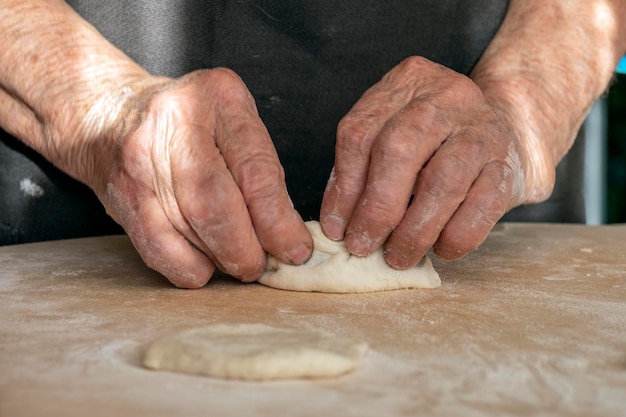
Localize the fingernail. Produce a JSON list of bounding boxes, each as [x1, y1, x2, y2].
[[285, 242, 312, 265], [322, 214, 347, 241], [384, 249, 411, 269], [345, 232, 373, 257]]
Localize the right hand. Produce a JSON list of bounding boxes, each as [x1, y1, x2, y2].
[[90, 69, 312, 288], [320, 57, 528, 268]]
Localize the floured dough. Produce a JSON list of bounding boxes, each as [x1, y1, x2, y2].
[[143, 323, 369, 380], [259, 221, 441, 293]]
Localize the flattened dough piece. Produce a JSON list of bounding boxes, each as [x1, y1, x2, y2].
[[259, 221, 441, 293], [143, 324, 369, 380]]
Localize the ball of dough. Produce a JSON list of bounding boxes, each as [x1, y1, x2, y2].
[[258, 221, 441, 293]]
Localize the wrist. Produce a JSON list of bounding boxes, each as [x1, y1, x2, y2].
[[48, 73, 171, 195], [0, 1, 170, 193], [477, 79, 558, 205], [468, 0, 626, 206]]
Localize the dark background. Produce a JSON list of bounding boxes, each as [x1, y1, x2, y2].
[[607, 73, 626, 223]]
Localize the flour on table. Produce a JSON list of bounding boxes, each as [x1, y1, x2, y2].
[[143, 323, 369, 380], [258, 221, 441, 293]]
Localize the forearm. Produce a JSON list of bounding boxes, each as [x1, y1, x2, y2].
[[471, 0, 626, 203], [0, 0, 166, 192]]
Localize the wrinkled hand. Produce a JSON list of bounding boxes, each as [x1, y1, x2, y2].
[[321, 57, 527, 268], [94, 69, 312, 288]]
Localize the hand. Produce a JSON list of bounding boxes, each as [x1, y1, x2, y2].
[[93, 69, 312, 288], [320, 56, 527, 268]]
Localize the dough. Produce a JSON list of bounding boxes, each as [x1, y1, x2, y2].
[[259, 221, 441, 293], [143, 324, 369, 380]]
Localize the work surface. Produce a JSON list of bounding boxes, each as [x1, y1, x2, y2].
[[1, 223, 625, 417]]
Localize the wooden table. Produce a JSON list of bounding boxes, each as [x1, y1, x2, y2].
[[1, 223, 625, 417]]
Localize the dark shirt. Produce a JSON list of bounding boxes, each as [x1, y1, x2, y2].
[[0, 0, 584, 245]]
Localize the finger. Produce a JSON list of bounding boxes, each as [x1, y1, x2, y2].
[[219, 117, 313, 265], [434, 161, 516, 260], [342, 99, 452, 257], [109, 187, 216, 289], [170, 124, 266, 282], [321, 57, 478, 243], [320, 77, 415, 241], [208, 70, 313, 265], [383, 135, 488, 269]]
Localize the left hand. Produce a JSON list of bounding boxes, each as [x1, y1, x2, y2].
[[320, 56, 527, 268]]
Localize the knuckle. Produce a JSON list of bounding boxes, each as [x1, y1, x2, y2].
[[228, 121, 267, 146], [421, 154, 471, 197], [391, 228, 434, 260], [193, 68, 255, 108], [459, 135, 486, 156], [477, 186, 509, 219], [398, 56, 431, 74], [471, 196, 505, 227], [336, 116, 376, 156], [244, 168, 285, 205], [205, 67, 246, 90], [183, 176, 239, 223], [445, 71, 473, 91], [236, 153, 285, 202], [378, 121, 421, 161], [438, 66, 472, 87], [358, 198, 399, 229], [335, 116, 355, 140], [434, 72, 484, 108]]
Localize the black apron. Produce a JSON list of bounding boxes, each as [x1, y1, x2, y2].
[[0, 0, 585, 245]]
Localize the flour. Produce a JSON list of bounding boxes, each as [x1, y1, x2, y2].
[[19, 178, 45, 197]]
